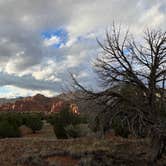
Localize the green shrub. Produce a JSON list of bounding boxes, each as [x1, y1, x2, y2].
[[36, 112, 45, 120], [65, 124, 92, 138], [53, 122, 68, 139], [24, 114, 43, 133], [0, 120, 20, 138], [0, 112, 23, 127], [0, 112, 44, 137], [7, 113, 23, 127], [46, 113, 57, 125], [65, 124, 80, 138], [77, 124, 92, 137], [49, 106, 87, 139], [52, 110, 69, 139]]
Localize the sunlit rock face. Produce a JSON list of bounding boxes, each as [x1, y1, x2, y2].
[[70, 103, 79, 115], [0, 94, 79, 114], [50, 101, 64, 113], [50, 101, 79, 114], [0, 94, 51, 113]]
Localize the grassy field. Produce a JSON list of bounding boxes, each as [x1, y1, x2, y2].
[[0, 121, 165, 166], [0, 137, 142, 166]]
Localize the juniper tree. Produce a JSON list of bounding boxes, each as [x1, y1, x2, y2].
[[71, 25, 166, 163]]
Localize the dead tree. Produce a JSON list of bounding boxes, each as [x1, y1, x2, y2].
[[71, 25, 166, 162]]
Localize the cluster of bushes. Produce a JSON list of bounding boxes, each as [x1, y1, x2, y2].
[[89, 113, 130, 138], [65, 123, 92, 138], [0, 112, 43, 138], [22, 113, 43, 133], [0, 108, 89, 139], [47, 107, 88, 139]]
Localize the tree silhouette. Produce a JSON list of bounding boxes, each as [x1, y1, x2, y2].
[[71, 24, 166, 163]]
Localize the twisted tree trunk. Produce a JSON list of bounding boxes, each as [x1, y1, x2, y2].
[[148, 125, 166, 165]]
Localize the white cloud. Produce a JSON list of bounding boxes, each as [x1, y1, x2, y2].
[[43, 35, 60, 46], [0, 0, 165, 97], [77, 71, 89, 79], [32, 64, 61, 82], [65, 37, 77, 47], [139, 4, 165, 28], [0, 85, 57, 98]]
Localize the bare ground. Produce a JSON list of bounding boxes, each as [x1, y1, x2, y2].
[[0, 122, 165, 166]]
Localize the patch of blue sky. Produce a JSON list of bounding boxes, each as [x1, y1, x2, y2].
[[42, 28, 68, 48], [123, 49, 130, 55], [0, 86, 11, 95]]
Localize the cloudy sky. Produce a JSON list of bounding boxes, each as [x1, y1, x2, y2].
[[0, 0, 165, 98]]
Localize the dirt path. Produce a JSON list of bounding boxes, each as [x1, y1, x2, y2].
[[24, 120, 56, 139]]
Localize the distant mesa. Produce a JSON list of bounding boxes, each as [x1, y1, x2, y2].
[[32, 93, 49, 100], [0, 93, 79, 114]]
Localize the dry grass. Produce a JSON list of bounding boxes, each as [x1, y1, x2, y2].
[[0, 137, 152, 166], [0, 122, 165, 166]]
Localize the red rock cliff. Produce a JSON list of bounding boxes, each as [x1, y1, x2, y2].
[[0, 94, 79, 114]]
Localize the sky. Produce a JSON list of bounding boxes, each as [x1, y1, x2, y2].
[[0, 0, 165, 98]]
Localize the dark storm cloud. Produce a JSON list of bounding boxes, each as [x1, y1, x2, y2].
[[0, 72, 61, 91]]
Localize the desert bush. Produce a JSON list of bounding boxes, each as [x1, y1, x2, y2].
[[36, 112, 45, 120], [65, 124, 81, 138], [52, 108, 70, 139], [77, 124, 93, 137], [65, 124, 92, 138], [0, 112, 44, 136], [46, 113, 57, 125], [7, 113, 23, 127], [24, 114, 43, 133], [47, 115, 66, 138], [0, 120, 20, 138], [53, 122, 68, 139], [49, 106, 88, 139], [76, 114, 88, 124], [0, 112, 23, 127]]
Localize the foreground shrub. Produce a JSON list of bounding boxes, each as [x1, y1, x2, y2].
[[65, 124, 80, 138], [52, 109, 70, 139], [53, 122, 68, 139], [49, 106, 87, 139], [0, 112, 44, 136], [0, 112, 23, 127], [0, 120, 20, 138], [65, 124, 92, 138], [24, 114, 43, 133], [77, 124, 93, 137]]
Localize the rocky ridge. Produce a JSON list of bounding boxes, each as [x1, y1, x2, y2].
[[0, 93, 78, 114]]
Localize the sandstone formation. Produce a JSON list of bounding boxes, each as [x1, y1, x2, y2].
[[0, 94, 79, 114]]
